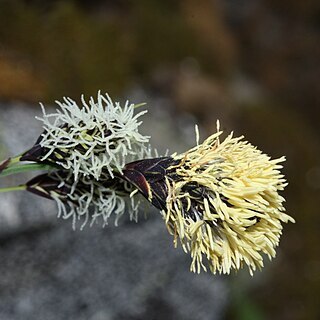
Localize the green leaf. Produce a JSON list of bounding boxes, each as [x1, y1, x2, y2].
[[0, 163, 56, 178]]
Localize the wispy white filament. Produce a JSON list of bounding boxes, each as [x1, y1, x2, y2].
[[37, 91, 151, 180], [51, 171, 140, 230]]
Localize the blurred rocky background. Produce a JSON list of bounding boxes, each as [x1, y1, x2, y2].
[[0, 0, 319, 319]]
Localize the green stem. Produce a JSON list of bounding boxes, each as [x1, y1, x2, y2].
[[0, 152, 27, 173], [9, 155, 22, 165], [0, 185, 26, 193], [0, 163, 55, 178]]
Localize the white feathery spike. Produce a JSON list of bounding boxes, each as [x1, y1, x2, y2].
[[37, 91, 153, 181]]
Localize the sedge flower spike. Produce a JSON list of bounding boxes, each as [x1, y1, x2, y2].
[[1, 91, 152, 228], [26, 170, 140, 229], [21, 91, 151, 180], [122, 122, 295, 275]]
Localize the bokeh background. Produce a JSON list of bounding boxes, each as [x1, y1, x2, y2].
[[0, 0, 319, 319]]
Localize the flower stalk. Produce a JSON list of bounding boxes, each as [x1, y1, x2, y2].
[[0, 162, 55, 178], [0, 185, 26, 193]]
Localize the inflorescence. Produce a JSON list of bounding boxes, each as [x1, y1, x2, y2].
[[17, 91, 150, 228], [0, 92, 295, 275]]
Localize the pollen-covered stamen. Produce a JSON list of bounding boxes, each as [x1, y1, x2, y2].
[[162, 124, 295, 275]]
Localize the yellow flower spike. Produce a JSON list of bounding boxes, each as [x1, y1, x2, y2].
[[161, 124, 295, 275], [122, 122, 295, 275]]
